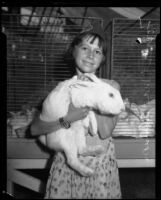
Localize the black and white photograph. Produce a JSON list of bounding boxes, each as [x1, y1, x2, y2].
[[3, 6, 159, 199]]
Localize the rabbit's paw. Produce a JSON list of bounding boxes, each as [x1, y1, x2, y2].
[[79, 168, 94, 177]]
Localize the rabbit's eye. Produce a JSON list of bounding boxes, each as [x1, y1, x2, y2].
[[109, 93, 114, 98]]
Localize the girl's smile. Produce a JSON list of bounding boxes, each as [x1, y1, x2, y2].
[[82, 60, 94, 67]]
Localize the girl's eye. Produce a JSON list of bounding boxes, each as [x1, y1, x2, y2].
[[95, 50, 102, 55], [82, 47, 88, 51]]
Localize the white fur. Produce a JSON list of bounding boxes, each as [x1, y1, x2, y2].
[[38, 73, 125, 176]]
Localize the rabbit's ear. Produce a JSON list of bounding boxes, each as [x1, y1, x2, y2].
[[83, 73, 101, 83]]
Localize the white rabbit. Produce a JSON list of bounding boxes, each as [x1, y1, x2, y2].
[[38, 73, 125, 176]]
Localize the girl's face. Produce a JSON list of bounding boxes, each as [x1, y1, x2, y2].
[[73, 36, 104, 75]]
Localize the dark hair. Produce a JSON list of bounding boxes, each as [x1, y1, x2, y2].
[[65, 31, 107, 74]]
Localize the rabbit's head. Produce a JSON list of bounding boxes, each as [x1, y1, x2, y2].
[[70, 73, 125, 115]]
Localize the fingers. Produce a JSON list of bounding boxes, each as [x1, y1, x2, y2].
[[82, 107, 92, 118], [67, 102, 91, 122]]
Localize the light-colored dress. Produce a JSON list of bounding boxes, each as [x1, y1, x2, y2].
[[44, 77, 122, 199], [44, 133, 122, 199]]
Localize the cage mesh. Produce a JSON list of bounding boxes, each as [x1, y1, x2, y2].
[[108, 18, 159, 105], [105, 18, 158, 138], [4, 11, 157, 138], [2, 13, 103, 112]]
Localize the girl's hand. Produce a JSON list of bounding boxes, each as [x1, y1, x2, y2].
[[64, 103, 89, 123]]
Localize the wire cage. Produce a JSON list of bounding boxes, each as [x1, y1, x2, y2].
[[106, 18, 159, 105], [105, 18, 159, 138], [4, 9, 158, 139], [2, 12, 103, 112]]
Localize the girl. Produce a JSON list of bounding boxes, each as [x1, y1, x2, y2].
[[31, 30, 122, 199]]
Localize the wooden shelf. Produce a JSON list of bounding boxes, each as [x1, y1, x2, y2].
[[7, 136, 155, 159]]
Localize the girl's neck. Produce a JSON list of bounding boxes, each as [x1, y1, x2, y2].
[[76, 68, 95, 77], [76, 69, 83, 77]]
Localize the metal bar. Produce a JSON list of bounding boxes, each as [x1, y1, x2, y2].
[[31, 7, 47, 38], [117, 7, 159, 35], [53, 7, 62, 39], [140, 7, 158, 19], [47, 7, 58, 43], [23, 7, 36, 36], [56, 7, 63, 17], [38, 7, 47, 28], [44, 7, 55, 33], [27, 7, 36, 27], [81, 7, 88, 26], [48, 7, 64, 43]]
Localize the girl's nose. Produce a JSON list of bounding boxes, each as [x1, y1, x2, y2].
[[87, 50, 94, 58]]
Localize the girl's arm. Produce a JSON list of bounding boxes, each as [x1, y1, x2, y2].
[[30, 103, 89, 137], [30, 114, 62, 136]]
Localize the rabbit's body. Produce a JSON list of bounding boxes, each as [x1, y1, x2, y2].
[[38, 73, 125, 176]]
